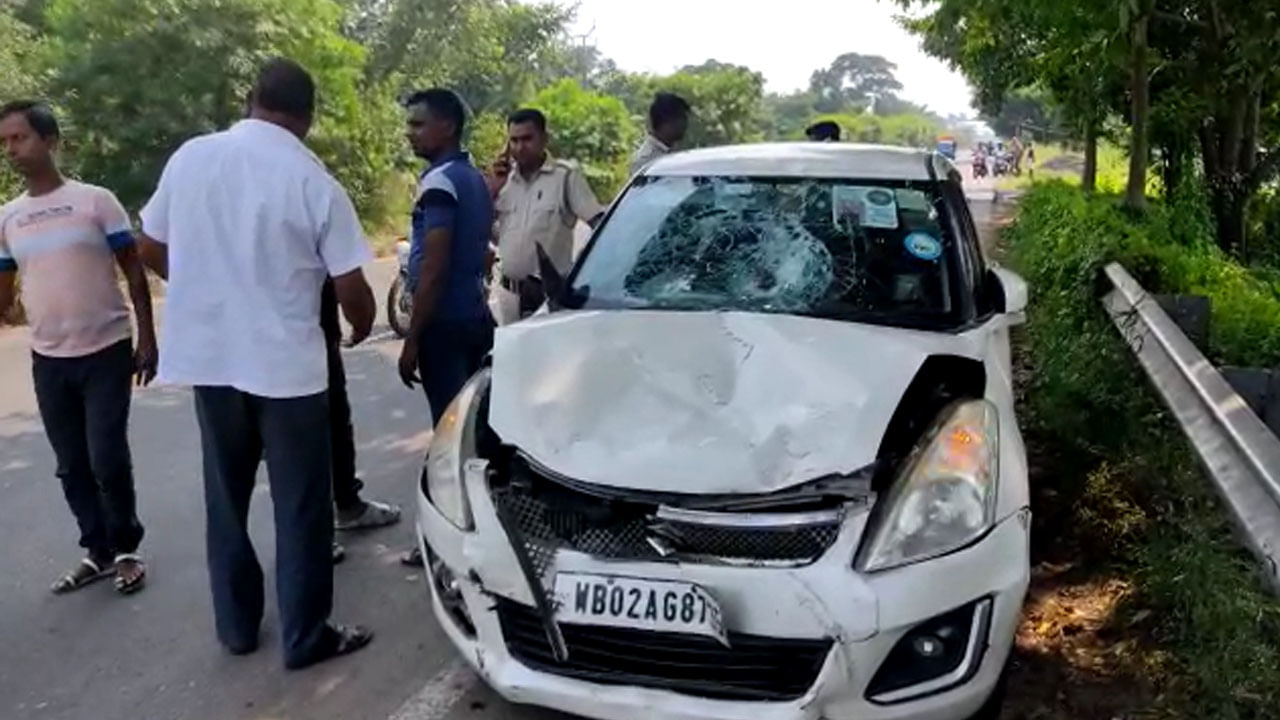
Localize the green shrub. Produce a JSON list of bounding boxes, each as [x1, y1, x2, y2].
[[1005, 181, 1280, 717]]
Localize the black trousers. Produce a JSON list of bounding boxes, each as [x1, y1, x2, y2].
[[193, 386, 336, 668], [321, 279, 362, 510], [32, 339, 144, 561]]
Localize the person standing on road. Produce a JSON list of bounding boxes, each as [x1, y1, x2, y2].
[[137, 58, 376, 669], [321, 278, 401, 565], [629, 92, 691, 177], [394, 89, 495, 568], [231, 92, 400, 564], [0, 101, 155, 596], [488, 108, 605, 324]]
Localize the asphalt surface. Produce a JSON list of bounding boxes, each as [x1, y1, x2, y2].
[[0, 168, 1004, 720]]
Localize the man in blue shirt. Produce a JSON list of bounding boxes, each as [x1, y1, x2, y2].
[[397, 88, 494, 421]]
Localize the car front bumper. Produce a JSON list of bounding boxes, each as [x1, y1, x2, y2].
[[417, 464, 1030, 720]]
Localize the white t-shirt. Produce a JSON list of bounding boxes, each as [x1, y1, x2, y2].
[[140, 119, 373, 399]]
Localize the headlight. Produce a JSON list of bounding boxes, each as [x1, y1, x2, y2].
[[857, 400, 998, 572], [425, 368, 490, 530]]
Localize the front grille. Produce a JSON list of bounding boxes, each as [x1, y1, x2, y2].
[[496, 599, 832, 701], [490, 471, 844, 566]]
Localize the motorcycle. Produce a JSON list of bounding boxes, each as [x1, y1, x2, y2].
[[387, 238, 412, 338], [972, 155, 989, 179], [992, 153, 1011, 177]]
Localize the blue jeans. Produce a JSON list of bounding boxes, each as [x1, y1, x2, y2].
[[417, 318, 494, 425]]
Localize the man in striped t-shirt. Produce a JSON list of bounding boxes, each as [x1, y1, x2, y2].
[[0, 101, 156, 596]]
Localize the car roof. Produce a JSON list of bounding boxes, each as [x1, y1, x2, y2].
[[641, 142, 955, 181]]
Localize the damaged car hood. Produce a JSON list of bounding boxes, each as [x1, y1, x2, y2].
[[489, 311, 983, 494]]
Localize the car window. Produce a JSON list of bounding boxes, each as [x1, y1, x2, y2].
[[571, 175, 966, 328]]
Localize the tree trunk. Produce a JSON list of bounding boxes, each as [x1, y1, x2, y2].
[[1211, 184, 1248, 257], [1082, 121, 1098, 194], [1125, 7, 1151, 212]]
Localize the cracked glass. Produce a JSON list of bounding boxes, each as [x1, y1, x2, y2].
[[572, 175, 960, 327]]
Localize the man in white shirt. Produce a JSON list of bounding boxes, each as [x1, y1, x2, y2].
[[628, 92, 691, 177], [137, 58, 376, 670]]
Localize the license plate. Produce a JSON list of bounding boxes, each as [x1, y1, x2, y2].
[[552, 572, 728, 646]]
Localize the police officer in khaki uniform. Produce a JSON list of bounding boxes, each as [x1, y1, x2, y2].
[[489, 108, 604, 324]]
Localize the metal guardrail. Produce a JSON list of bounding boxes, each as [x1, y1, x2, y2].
[[1102, 262, 1280, 592]]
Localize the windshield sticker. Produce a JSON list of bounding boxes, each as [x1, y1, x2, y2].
[[832, 186, 899, 229], [904, 232, 943, 261]]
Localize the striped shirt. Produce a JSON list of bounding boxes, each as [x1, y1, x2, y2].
[[0, 180, 134, 357]]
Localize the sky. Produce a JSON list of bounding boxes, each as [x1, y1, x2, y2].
[[548, 0, 976, 118]]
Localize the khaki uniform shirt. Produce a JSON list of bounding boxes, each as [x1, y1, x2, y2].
[[629, 134, 671, 177], [495, 158, 603, 279]]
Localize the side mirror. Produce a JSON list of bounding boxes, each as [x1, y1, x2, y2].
[[988, 267, 1028, 316]]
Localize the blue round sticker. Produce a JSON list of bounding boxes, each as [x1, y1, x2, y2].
[[904, 232, 942, 261]]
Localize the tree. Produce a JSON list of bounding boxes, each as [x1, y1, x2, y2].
[[351, 0, 572, 114], [0, 7, 45, 199], [808, 53, 903, 114], [1124, 0, 1153, 211], [529, 79, 638, 198], [898, 0, 1132, 196], [43, 0, 399, 219], [763, 91, 820, 140], [1152, 1, 1280, 254]]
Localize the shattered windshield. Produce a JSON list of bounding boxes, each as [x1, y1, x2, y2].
[[571, 175, 960, 326]]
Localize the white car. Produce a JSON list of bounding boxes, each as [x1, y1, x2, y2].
[[417, 143, 1031, 720]]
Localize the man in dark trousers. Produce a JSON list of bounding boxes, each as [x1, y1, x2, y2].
[[138, 58, 376, 669], [395, 89, 495, 567], [0, 100, 156, 595], [321, 279, 400, 564]]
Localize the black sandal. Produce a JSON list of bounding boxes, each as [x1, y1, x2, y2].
[[113, 553, 147, 595], [285, 624, 373, 670], [51, 556, 115, 594]]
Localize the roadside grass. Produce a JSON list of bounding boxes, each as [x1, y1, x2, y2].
[[1003, 181, 1280, 718], [995, 143, 1135, 194]]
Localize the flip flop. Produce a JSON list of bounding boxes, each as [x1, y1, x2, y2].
[[51, 556, 115, 594], [113, 553, 147, 595]]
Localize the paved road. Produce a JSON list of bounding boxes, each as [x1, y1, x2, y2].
[[0, 178, 1008, 720], [0, 260, 467, 720]]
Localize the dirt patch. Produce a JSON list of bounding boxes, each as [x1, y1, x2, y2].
[[1002, 564, 1168, 719]]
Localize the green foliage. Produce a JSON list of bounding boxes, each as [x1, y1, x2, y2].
[[43, 0, 396, 219], [0, 7, 44, 199], [466, 111, 509, 175], [801, 112, 942, 148], [529, 79, 637, 199], [807, 52, 902, 115], [1005, 182, 1280, 716]]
